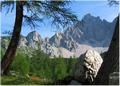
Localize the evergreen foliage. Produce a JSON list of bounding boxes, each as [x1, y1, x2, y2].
[[0, 36, 77, 81], [11, 52, 30, 76], [1, 48, 77, 84]]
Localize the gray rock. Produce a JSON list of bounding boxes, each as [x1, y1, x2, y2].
[[73, 49, 103, 83]]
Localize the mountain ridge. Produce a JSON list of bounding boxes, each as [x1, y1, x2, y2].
[[50, 13, 116, 48], [1, 13, 116, 58]]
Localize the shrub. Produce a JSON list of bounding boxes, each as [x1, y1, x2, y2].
[[30, 49, 52, 78], [11, 52, 30, 76], [7, 48, 77, 82], [53, 57, 68, 80]]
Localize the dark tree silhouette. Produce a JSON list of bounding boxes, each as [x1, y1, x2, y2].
[[93, 1, 119, 84], [1, 1, 24, 75], [94, 16, 119, 85], [1, 1, 78, 75]]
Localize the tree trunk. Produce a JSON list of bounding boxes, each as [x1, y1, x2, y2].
[[1, 1, 23, 75], [94, 16, 119, 84]]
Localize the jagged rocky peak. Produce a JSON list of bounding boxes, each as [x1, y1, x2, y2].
[[64, 13, 116, 47], [83, 13, 101, 21], [49, 32, 78, 51], [26, 31, 42, 42], [26, 31, 42, 48], [49, 13, 116, 51], [83, 13, 93, 19]]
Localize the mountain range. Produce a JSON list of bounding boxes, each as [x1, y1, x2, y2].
[[1, 13, 116, 58]]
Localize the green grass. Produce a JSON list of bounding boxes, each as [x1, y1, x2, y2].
[[1, 75, 53, 85]]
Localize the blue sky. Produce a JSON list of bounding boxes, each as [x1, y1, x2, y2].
[[1, 1, 119, 39]]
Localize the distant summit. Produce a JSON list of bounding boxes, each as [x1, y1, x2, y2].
[[63, 13, 116, 47]]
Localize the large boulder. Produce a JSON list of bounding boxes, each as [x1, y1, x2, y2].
[[73, 49, 103, 84]]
